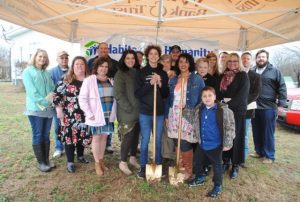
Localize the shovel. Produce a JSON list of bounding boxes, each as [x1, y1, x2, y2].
[[146, 82, 162, 182], [169, 78, 185, 185]]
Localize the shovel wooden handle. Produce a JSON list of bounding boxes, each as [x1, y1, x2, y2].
[[152, 82, 157, 164], [176, 78, 185, 167]]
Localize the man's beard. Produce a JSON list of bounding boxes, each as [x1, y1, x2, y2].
[[256, 61, 268, 69]]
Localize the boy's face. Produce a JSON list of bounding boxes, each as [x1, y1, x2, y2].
[[202, 90, 216, 107], [197, 61, 209, 77]]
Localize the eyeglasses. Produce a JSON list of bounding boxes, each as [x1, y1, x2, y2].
[[228, 60, 239, 63]]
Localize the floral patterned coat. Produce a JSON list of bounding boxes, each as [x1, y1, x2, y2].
[[53, 80, 91, 146]]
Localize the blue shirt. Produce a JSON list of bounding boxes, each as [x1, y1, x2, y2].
[[49, 65, 68, 85], [200, 104, 221, 150]]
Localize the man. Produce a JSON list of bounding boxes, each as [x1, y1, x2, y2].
[[87, 42, 118, 78], [218, 51, 228, 74], [169, 45, 181, 75], [251, 49, 287, 164], [241, 52, 261, 165], [87, 42, 119, 154], [49, 50, 69, 158]]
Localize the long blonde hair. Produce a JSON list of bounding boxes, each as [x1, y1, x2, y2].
[[29, 49, 49, 70], [225, 53, 244, 72]]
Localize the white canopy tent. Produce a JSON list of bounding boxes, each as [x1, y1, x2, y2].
[[0, 0, 299, 51]]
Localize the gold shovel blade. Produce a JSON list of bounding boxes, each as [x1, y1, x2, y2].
[[169, 166, 185, 186], [146, 164, 162, 182]]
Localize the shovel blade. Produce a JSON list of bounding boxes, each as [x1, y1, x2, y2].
[[169, 166, 185, 186], [146, 164, 162, 182]]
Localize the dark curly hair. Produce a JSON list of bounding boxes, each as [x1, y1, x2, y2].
[[118, 50, 140, 71], [175, 53, 195, 73], [92, 57, 111, 75], [144, 45, 162, 63]]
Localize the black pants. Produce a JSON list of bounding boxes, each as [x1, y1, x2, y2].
[[120, 123, 140, 162], [65, 143, 84, 163], [194, 144, 223, 186]]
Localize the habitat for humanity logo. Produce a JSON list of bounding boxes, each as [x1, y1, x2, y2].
[[84, 41, 98, 56]]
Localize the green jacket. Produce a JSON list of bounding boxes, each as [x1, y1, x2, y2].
[[113, 68, 139, 124], [22, 65, 55, 112]]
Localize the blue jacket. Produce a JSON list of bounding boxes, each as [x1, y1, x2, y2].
[[49, 65, 68, 85], [166, 73, 205, 116], [22, 65, 55, 111]]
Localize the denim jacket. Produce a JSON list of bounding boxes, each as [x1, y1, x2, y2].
[[166, 73, 205, 116]]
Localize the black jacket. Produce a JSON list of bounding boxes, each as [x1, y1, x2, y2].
[[201, 73, 218, 92], [253, 63, 287, 109], [218, 71, 250, 115], [87, 56, 118, 78], [246, 70, 261, 118], [135, 63, 169, 115]]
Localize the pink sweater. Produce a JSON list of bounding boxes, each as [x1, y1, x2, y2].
[[79, 75, 116, 127]]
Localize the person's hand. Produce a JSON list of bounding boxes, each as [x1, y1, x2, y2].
[[167, 70, 176, 79], [165, 119, 168, 128], [56, 107, 64, 119], [89, 116, 95, 120], [223, 147, 230, 151], [60, 118, 65, 126], [277, 106, 285, 119]]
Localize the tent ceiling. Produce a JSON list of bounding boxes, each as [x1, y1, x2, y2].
[[0, 0, 299, 50]]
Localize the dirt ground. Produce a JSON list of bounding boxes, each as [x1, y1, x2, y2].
[[0, 82, 299, 202]]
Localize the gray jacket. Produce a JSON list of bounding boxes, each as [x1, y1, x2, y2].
[[194, 102, 235, 149]]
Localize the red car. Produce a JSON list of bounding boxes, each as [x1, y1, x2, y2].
[[277, 79, 300, 131]]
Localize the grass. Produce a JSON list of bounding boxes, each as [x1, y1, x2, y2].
[[0, 82, 300, 201]]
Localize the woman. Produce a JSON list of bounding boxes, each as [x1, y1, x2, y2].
[[195, 57, 217, 91], [167, 53, 205, 180], [206, 52, 220, 79], [79, 57, 116, 176], [135, 45, 169, 179], [53, 56, 91, 173], [218, 53, 250, 179], [22, 49, 55, 172], [159, 54, 176, 79], [114, 50, 141, 175]]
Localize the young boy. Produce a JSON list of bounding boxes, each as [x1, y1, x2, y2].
[[195, 57, 217, 91], [188, 86, 235, 198]]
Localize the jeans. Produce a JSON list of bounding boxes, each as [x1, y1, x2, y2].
[[28, 116, 52, 145], [244, 118, 251, 160], [139, 114, 164, 167], [252, 109, 276, 161], [53, 113, 64, 151]]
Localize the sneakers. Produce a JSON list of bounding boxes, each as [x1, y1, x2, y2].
[[262, 158, 274, 164], [250, 152, 263, 158], [67, 162, 75, 173], [53, 150, 62, 158], [137, 166, 146, 179], [188, 176, 205, 188], [119, 161, 133, 175], [207, 185, 222, 198], [77, 156, 89, 164], [230, 165, 239, 179], [105, 146, 114, 154], [129, 156, 141, 169]]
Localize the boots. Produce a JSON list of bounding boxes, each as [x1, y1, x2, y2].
[[175, 146, 185, 171], [230, 164, 239, 179], [32, 144, 51, 172], [119, 161, 132, 175], [95, 161, 104, 176], [129, 156, 141, 169], [181, 149, 193, 181], [43, 141, 56, 169]]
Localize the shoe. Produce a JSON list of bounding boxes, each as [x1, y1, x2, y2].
[[188, 176, 205, 188], [77, 156, 89, 164], [262, 158, 274, 164], [119, 161, 132, 175], [67, 163, 75, 173], [222, 164, 230, 173], [181, 150, 193, 181], [99, 159, 108, 171], [230, 165, 239, 179], [207, 185, 222, 198], [105, 146, 114, 154], [250, 153, 263, 158], [53, 150, 62, 158], [203, 166, 209, 176], [95, 162, 104, 176], [43, 141, 56, 169], [129, 156, 141, 169], [137, 166, 146, 179], [32, 144, 51, 172]]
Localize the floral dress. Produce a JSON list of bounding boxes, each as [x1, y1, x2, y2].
[[53, 80, 91, 146]]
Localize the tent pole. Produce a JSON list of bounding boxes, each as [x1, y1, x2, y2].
[[238, 27, 248, 52], [155, 0, 164, 45]]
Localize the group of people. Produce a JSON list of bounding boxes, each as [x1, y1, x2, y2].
[[22, 42, 287, 198]]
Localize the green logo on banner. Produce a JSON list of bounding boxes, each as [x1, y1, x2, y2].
[[84, 41, 98, 56]]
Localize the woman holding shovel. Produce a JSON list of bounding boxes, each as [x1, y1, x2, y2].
[[135, 45, 169, 179], [166, 53, 205, 181]]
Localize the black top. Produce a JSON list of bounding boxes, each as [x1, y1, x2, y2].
[[253, 63, 287, 109], [246, 70, 261, 118], [87, 56, 119, 78], [218, 71, 250, 115], [201, 73, 218, 92], [135, 63, 169, 115]]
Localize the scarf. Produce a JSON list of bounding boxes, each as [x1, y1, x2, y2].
[[220, 69, 239, 91]]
